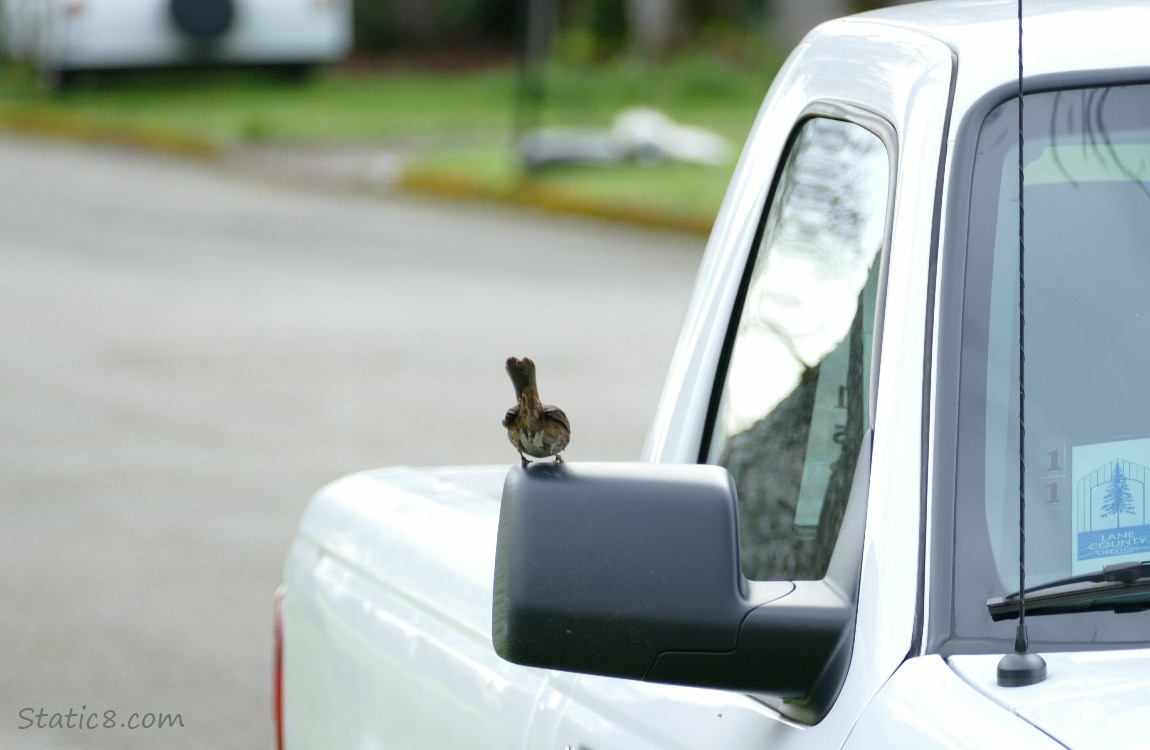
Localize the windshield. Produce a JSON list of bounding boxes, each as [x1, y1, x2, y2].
[[951, 81, 1150, 647]]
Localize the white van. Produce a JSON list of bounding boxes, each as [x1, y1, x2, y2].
[[0, 0, 352, 82]]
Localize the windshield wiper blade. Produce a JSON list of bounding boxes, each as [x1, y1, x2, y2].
[[987, 561, 1150, 621], [1005, 560, 1150, 597]]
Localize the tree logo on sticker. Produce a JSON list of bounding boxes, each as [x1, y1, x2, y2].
[[1100, 462, 1138, 526]]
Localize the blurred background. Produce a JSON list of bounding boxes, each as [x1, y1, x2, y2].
[[0, 1, 911, 748], [0, 0, 917, 232]]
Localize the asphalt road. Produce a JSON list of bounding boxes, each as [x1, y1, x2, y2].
[[0, 135, 705, 749]]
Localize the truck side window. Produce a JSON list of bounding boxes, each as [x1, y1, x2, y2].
[[706, 117, 889, 581]]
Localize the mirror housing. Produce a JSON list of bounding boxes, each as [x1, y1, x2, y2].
[[492, 462, 861, 713]]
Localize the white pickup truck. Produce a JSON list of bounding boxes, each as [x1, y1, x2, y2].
[[275, 2, 1150, 748]]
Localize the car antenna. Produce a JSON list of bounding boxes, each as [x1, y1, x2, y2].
[[997, 0, 1047, 689]]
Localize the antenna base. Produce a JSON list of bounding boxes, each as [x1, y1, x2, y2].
[[997, 651, 1047, 687]]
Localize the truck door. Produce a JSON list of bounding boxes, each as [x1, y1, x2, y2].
[[546, 112, 894, 750]]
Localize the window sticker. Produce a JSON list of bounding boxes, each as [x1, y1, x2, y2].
[[1072, 438, 1150, 574]]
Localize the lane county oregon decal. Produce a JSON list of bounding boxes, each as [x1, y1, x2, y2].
[[1073, 438, 1150, 573]]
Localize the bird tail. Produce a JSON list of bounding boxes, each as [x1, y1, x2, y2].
[[506, 357, 537, 400]]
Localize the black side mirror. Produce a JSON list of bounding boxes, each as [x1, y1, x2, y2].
[[492, 461, 862, 713]]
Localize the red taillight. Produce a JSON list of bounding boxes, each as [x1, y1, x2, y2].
[[273, 584, 286, 750]]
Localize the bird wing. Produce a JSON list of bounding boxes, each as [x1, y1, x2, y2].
[[502, 405, 519, 428], [542, 405, 570, 432]]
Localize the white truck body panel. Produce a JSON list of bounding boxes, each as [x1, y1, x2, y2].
[[284, 466, 1150, 749], [947, 651, 1150, 749], [282, 466, 527, 749]]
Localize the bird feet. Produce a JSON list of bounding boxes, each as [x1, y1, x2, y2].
[[518, 454, 564, 468]]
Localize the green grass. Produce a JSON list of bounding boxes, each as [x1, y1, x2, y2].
[[0, 62, 523, 143], [0, 50, 782, 230], [406, 145, 733, 232]]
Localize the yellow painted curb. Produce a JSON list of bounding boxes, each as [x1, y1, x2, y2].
[[398, 167, 714, 236], [0, 103, 221, 158]]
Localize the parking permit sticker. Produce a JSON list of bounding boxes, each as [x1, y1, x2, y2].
[[1072, 438, 1150, 574]]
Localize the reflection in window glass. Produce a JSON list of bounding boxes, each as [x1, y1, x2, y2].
[[955, 83, 1150, 644], [708, 117, 889, 581]]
